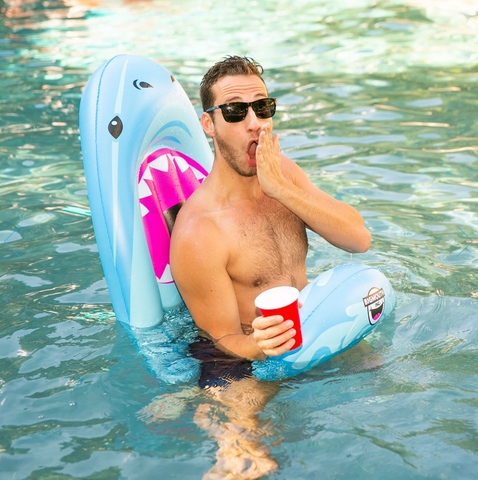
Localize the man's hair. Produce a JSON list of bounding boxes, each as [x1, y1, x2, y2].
[[200, 56, 265, 112]]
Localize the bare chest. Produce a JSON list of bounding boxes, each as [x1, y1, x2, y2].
[[225, 198, 308, 290]]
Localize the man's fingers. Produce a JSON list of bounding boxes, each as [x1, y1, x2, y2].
[[258, 131, 267, 151], [252, 313, 297, 356], [256, 144, 263, 162], [273, 133, 280, 150], [252, 314, 284, 330], [258, 126, 280, 162], [260, 319, 294, 340], [259, 125, 272, 148], [264, 338, 295, 357], [261, 328, 296, 350]]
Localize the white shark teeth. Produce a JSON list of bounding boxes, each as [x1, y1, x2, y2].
[[140, 203, 149, 217], [138, 178, 152, 199], [149, 154, 169, 172], [142, 166, 153, 181], [172, 155, 189, 173], [191, 166, 206, 180], [158, 264, 173, 283]]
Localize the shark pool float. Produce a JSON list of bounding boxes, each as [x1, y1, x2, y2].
[[79, 55, 396, 380]]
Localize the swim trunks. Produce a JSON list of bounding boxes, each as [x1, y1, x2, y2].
[[189, 336, 253, 389]]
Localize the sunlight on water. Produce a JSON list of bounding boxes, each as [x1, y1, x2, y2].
[[1, 0, 478, 478]]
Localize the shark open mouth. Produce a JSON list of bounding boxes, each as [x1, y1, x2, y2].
[[370, 304, 383, 322], [138, 148, 208, 284]]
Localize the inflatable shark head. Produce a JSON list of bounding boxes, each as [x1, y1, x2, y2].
[[80, 55, 213, 328]]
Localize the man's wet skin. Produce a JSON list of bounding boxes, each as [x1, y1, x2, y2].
[[172, 75, 298, 353], [168, 64, 372, 478], [169, 75, 310, 477], [139, 378, 280, 480], [171, 73, 370, 361]]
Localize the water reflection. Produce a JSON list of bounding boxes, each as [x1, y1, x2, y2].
[[141, 379, 279, 480], [1, 0, 478, 478]]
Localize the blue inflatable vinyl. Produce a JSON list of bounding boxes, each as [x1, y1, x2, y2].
[[255, 263, 395, 379], [79, 55, 396, 380], [79, 55, 213, 328]]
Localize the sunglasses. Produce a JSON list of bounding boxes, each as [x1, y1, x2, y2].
[[205, 97, 276, 123]]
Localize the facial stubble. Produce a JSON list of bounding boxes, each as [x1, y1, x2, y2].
[[213, 120, 257, 178]]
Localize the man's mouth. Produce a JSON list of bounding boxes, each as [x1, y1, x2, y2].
[[247, 140, 258, 166]]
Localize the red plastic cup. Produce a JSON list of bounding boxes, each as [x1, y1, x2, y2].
[[254, 286, 303, 350]]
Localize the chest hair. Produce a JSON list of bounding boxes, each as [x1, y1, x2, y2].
[[233, 198, 308, 287]]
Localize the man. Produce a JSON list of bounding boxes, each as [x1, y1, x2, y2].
[[169, 56, 371, 479], [170, 56, 370, 362]]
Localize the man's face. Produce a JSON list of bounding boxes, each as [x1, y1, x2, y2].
[[208, 74, 272, 177]]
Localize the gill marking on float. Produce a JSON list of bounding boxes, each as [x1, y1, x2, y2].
[[112, 59, 129, 264], [456, 226, 477, 256], [112, 142, 119, 264], [3, 227, 19, 256]]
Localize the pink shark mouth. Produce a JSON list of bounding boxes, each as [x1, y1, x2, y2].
[[370, 304, 383, 324], [138, 148, 208, 284]]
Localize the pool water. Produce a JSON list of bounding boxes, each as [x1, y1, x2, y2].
[[1, 0, 478, 478]]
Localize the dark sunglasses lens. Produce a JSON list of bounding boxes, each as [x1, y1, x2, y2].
[[253, 99, 276, 119], [221, 103, 247, 123]]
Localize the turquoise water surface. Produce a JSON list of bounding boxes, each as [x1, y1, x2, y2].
[[1, 0, 478, 478]]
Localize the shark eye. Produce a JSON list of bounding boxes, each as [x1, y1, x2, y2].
[[108, 116, 123, 139], [133, 79, 153, 90]]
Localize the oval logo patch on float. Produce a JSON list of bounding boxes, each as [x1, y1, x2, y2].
[[363, 287, 385, 325]]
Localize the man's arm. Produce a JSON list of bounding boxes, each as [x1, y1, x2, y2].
[[170, 217, 295, 360], [256, 125, 371, 253]]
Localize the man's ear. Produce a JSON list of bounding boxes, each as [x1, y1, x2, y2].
[[201, 112, 215, 138]]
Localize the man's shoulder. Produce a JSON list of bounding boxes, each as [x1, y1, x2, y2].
[[172, 190, 222, 249], [170, 193, 228, 273], [174, 208, 218, 242]]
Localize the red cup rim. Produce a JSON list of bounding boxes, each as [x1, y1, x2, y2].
[[254, 286, 299, 310]]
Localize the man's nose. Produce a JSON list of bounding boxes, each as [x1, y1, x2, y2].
[[245, 106, 261, 130]]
